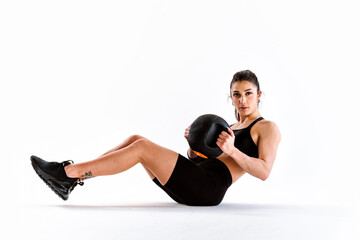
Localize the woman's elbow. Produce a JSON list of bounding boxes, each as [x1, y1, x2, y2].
[[259, 160, 274, 181], [260, 174, 269, 181], [260, 168, 271, 181]]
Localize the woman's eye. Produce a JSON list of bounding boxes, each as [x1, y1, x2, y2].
[[233, 93, 239, 97], [246, 92, 252, 95]]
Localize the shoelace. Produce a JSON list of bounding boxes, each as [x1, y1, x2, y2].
[[62, 160, 74, 165], [62, 160, 84, 186], [77, 179, 84, 186]]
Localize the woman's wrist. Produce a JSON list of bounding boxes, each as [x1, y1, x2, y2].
[[228, 146, 240, 159]]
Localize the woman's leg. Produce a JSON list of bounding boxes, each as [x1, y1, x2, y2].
[[96, 135, 156, 179], [97, 135, 145, 157], [64, 138, 179, 185]]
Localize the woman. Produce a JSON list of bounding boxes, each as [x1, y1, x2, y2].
[[31, 70, 281, 206]]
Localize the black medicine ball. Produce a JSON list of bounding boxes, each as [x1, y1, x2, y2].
[[188, 114, 230, 159]]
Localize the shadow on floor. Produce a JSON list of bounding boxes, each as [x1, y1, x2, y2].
[[49, 202, 349, 217]]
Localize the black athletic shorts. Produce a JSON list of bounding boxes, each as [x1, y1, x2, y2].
[[153, 154, 232, 206]]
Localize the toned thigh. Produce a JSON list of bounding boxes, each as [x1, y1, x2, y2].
[[133, 139, 179, 185], [112, 135, 155, 178]]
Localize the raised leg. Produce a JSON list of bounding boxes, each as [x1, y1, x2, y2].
[[97, 135, 156, 179], [98, 135, 146, 157], [65, 138, 179, 185]]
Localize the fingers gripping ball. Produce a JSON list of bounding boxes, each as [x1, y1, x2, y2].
[[188, 114, 230, 159]]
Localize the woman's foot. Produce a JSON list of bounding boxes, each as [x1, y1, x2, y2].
[[30, 155, 84, 200]]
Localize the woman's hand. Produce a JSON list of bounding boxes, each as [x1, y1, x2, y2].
[[184, 124, 192, 140], [216, 127, 236, 156]]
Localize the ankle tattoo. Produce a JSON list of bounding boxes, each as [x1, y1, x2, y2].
[[81, 171, 94, 180]]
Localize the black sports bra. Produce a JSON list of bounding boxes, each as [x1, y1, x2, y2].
[[230, 117, 264, 158]]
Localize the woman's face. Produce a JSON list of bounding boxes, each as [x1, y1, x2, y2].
[[231, 81, 261, 117]]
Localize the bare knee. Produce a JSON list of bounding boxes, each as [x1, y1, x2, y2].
[[130, 138, 149, 159], [125, 134, 146, 145], [128, 134, 146, 144]]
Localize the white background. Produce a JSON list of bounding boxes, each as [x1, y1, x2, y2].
[[1, 0, 359, 239]]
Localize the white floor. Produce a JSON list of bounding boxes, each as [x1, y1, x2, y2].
[[5, 200, 359, 240], [2, 164, 359, 240]]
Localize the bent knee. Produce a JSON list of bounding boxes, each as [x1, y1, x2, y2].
[[132, 138, 150, 146], [130, 138, 151, 159], [128, 134, 146, 142]]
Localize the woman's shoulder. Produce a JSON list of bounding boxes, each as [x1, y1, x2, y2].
[[259, 119, 277, 128], [257, 119, 281, 138]]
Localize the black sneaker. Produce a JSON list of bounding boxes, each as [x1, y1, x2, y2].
[[30, 155, 84, 200]]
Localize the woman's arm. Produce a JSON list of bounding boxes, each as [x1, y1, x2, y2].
[[217, 121, 281, 181]]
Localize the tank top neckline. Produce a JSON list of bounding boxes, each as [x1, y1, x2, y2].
[[232, 117, 264, 131]]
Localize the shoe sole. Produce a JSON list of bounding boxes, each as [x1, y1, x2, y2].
[[31, 159, 69, 201]]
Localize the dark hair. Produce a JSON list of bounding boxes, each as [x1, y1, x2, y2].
[[230, 70, 261, 121]]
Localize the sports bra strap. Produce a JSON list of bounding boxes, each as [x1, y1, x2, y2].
[[248, 117, 264, 129], [230, 117, 264, 129]]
